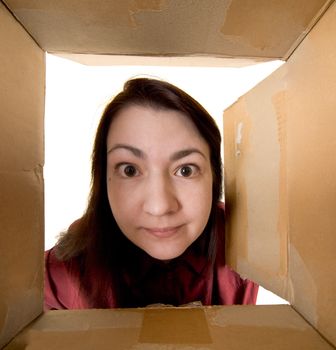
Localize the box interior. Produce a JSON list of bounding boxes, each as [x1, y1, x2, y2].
[[1, 0, 335, 348]]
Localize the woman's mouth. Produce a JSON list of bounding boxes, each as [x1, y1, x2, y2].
[[143, 225, 183, 238]]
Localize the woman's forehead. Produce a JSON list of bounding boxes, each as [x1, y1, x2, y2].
[[107, 105, 209, 151], [109, 105, 202, 137]]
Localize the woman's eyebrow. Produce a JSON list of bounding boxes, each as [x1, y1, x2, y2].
[[107, 145, 206, 161], [107, 144, 145, 158], [170, 148, 207, 161]]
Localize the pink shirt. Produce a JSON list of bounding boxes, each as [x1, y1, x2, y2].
[[44, 204, 258, 309]]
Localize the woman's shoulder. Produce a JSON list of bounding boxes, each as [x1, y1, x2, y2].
[[45, 247, 67, 274], [45, 246, 62, 264], [44, 247, 88, 310], [215, 263, 259, 305]]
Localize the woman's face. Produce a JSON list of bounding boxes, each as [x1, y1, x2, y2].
[[106, 105, 213, 260]]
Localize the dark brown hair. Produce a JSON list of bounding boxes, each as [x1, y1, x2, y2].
[[56, 78, 223, 307]]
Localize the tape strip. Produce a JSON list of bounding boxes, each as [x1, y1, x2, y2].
[[139, 308, 212, 344]]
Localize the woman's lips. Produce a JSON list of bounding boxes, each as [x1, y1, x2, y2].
[[143, 225, 183, 238]]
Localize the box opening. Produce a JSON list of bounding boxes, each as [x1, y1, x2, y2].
[[44, 53, 286, 306]]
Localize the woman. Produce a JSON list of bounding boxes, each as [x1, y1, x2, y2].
[[44, 77, 258, 309]]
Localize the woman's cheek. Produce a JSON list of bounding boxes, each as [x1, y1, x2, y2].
[[108, 179, 141, 218]]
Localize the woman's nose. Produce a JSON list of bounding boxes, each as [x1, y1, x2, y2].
[[142, 174, 179, 216]]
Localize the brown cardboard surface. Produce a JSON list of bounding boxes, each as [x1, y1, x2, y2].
[[3, 0, 332, 59], [224, 0, 336, 346], [0, 4, 44, 171], [0, 1, 45, 348], [285, 1, 336, 344], [4, 306, 334, 349], [223, 65, 289, 300]]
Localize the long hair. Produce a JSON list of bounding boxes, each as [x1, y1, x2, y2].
[[55, 78, 223, 307]]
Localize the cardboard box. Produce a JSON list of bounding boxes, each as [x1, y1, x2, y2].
[[0, 0, 335, 348]]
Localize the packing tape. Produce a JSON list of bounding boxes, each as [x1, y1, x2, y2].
[[139, 308, 212, 344]]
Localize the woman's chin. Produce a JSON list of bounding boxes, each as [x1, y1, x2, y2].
[[144, 246, 187, 261]]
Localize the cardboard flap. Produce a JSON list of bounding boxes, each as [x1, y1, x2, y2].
[[224, 1, 336, 346], [224, 64, 289, 299], [3, 0, 333, 59], [4, 306, 335, 349], [285, 1, 336, 343], [0, 2, 45, 348]]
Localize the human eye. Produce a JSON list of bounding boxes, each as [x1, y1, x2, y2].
[[115, 163, 140, 178], [174, 164, 200, 178]]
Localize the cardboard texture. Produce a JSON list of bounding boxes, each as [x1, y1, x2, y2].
[[3, 306, 335, 349], [1, 0, 336, 348], [223, 66, 289, 299], [0, 1, 45, 348], [224, 1, 336, 346], [2, 0, 333, 59]]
